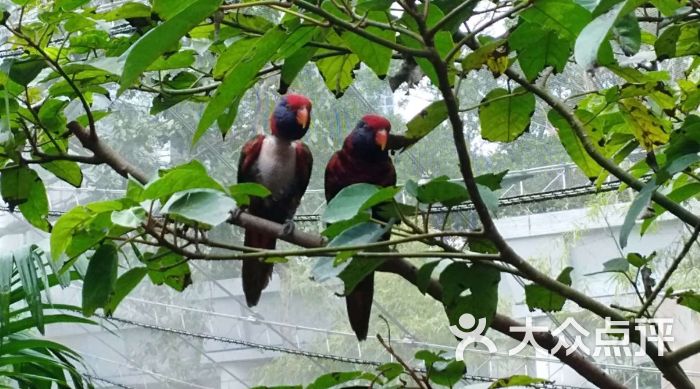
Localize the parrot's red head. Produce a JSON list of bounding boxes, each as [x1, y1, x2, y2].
[[270, 93, 312, 141], [344, 114, 392, 160]]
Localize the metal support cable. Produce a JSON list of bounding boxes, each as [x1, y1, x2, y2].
[[99, 314, 587, 389]]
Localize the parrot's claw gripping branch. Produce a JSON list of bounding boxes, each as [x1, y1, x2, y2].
[[280, 219, 296, 238]]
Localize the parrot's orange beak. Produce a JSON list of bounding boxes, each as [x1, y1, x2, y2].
[[375, 129, 388, 151], [296, 107, 310, 128]]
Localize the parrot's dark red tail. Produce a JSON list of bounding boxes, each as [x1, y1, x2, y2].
[[345, 273, 374, 341], [242, 231, 276, 307]]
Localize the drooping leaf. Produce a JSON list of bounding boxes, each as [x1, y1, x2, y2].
[[548, 110, 602, 180], [416, 260, 441, 294], [82, 243, 119, 316], [620, 180, 656, 248], [104, 267, 147, 315], [18, 174, 50, 232], [613, 12, 641, 55], [584, 257, 629, 275], [323, 184, 398, 223], [111, 207, 146, 229], [1, 165, 36, 209], [479, 87, 536, 142], [524, 267, 573, 312], [416, 176, 469, 207], [574, 2, 630, 69], [119, 0, 223, 93], [5, 56, 46, 86], [316, 31, 360, 98], [14, 246, 43, 333]]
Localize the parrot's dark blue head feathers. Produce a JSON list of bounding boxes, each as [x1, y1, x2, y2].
[[270, 93, 312, 141], [344, 114, 391, 161]]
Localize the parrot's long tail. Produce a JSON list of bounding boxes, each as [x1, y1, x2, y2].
[[345, 273, 374, 341], [242, 231, 276, 307]]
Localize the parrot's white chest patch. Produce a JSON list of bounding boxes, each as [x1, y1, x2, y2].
[[256, 136, 297, 198]]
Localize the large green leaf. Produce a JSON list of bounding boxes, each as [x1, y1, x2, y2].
[[323, 184, 398, 223], [479, 87, 535, 142], [613, 12, 641, 55], [82, 243, 119, 316], [341, 12, 394, 78], [520, 0, 592, 41], [405, 100, 448, 142], [1, 165, 35, 209], [104, 267, 147, 315], [141, 160, 226, 201], [39, 148, 83, 187], [18, 174, 50, 232], [678, 291, 700, 313], [316, 31, 360, 98], [548, 110, 602, 180], [439, 262, 500, 329], [490, 375, 547, 388], [160, 189, 237, 227], [119, 0, 223, 93], [196, 25, 289, 142], [655, 21, 700, 60], [212, 37, 260, 79], [416, 176, 469, 207], [510, 22, 569, 81], [4, 56, 46, 86], [524, 267, 573, 312], [228, 182, 271, 206]]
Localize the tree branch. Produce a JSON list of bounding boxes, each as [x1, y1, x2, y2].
[[637, 223, 700, 318], [667, 339, 700, 365]]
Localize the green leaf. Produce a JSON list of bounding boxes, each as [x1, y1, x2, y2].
[[584, 257, 629, 275], [95, 2, 151, 21], [228, 182, 271, 206], [439, 262, 500, 329], [213, 37, 260, 79], [613, 12, 641, 55], [141, 160, 225, 200], [416, 176, 469, 207], [311, 223, 386, 285], [524, 267, 573, 312], [280, 46, 319, 94], [323, 184, 378, 223], [111, 207, 146, 229], [642, 182, 700, 232], [477, 184, 499, 213], [4, 56, 46, 86], [574, 2, 631, 69], [650, 0, 687, 16], [104, 267, 147, 315], [147, 50, 196, 72], [18, 174, 50, 232], [50, 206, 92, 260], [428, 360, 466, 387], [520, 0, 592, 41], [620, 180, 656, 248], [510, 22, 569, 81], [356, 0, 394, 12], [548, 110, 602, 179], [316, 38, 360, 98], [1, 165, 36, 209], [82, 243, 118, 316], [307, 371, 373, 389], [627, 252, 654, 267], [160, 189, 236, 227], [678, 291, 700, 313], [144, 250, 191, 292], [0, 252, 12, 332], [341, 12, 394, 78], [119, 0, 223, 93], [462, 38, 508, 74], [490, 375, 548, 388], [655, 21, 700, 60], [196, 25, 288, 142], [152, 0, 193, 19], [39, 155, 83, 188], [479, 87, 535, 142], [405, 100, 448, 142], [416, 260, 440, 294], [475, 170, 508, 191], [37, 99, 68, 133], [376, 362, 404, 381]]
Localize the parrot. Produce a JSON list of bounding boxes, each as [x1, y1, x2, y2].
[[237, 93, 313, 307], [324, 114, 396, 340]]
